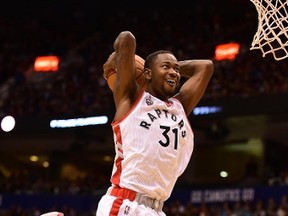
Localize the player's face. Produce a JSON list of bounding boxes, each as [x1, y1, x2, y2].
[[150, 53, 180, 100]]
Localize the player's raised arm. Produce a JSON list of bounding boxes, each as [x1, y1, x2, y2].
[[112, 31, 140, 120], [175, 59, 214, 116]]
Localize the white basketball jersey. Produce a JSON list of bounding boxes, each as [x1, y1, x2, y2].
[[110, 90, 194, 201]]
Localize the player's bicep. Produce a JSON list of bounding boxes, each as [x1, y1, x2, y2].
[[114, 55, 137, 92], [177, 73, 212, 115], [113, 55, 139, 113], [113, 31, 138, 100]]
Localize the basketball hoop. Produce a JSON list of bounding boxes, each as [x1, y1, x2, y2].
[[250, 0, 288, 61]]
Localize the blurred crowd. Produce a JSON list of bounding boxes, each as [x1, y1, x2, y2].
[[1, 158, 288, 215], [0, 1, 287, 118], [1, 166, 288, 195], [1, 195, 288, 216]]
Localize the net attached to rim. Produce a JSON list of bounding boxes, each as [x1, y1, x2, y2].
[[250, 0, 288, 61]]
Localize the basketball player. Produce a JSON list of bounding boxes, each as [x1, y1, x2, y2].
[[96, 31, 213, 216]]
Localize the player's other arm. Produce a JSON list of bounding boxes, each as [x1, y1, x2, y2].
[[175, 59, 214, 116]]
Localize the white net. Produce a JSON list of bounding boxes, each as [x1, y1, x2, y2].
[[250, 0, 288, 60]]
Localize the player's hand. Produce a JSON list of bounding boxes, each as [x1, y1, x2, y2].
[[103, 52, 116, 79]]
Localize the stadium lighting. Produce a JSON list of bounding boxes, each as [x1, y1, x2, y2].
[[50, 115, 109, 128], [1, 115, 16, 132]]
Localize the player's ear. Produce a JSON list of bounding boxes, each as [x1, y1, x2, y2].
[[143, 68, 152, 80]]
